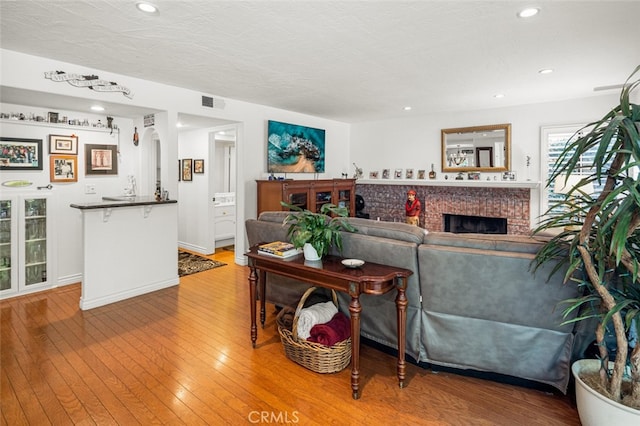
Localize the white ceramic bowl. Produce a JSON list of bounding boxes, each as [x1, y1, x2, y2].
[[342, 258, 365, 268]]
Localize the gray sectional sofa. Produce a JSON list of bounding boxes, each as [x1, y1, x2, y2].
[[245, 211, 585, 393]]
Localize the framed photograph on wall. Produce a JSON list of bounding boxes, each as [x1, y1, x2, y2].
[[50, 155, 78, 182], [178, 159, 181, 181], [194, 159, 204, 174], [49, 134, 78, 155], [0, 137, 43, 170], [84, 144, 118, 175], [182, 158, 193, 181]]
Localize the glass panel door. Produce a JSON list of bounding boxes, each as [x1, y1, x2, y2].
[[23, 198, 47, 286], [0, 200, 13, 291]]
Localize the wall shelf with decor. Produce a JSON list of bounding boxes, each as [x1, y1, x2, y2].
[[355, 179, 540, 189], [0, 118, 119, 134]]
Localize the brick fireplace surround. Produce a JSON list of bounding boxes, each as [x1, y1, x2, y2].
[[356, 183, 531, 235]]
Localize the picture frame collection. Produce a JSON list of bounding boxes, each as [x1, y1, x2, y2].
[[179, 158, 204, 182], [1, 133, 120, 183]]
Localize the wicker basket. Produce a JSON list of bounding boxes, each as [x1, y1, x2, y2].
[[277, 287, 351, 373]]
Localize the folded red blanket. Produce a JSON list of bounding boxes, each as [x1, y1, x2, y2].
[[307, 312, 351, 346]]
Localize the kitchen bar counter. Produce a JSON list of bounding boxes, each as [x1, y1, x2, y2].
[[70, 196, 176, 210], [70, 196, 179, 310]]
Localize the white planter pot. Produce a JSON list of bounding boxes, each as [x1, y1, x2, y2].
[[303, 243, 321, 261], [572, 359, 640, 426]]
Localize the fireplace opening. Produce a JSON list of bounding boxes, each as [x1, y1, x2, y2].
[[444, 214, 507, 234]]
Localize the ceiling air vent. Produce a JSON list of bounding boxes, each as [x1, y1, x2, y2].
[[201, 95, 226, 109]]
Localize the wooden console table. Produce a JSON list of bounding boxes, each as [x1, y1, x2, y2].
[[245, 245, 412, 399]]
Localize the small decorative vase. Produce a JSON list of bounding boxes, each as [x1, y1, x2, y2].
[[303, 243, 321, 261]]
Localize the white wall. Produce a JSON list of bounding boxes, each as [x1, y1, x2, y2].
[[177, 128, 210, 253], [1, 49, 352, 282], [350, 93, 621, 227], [0, 105, 136, 285]]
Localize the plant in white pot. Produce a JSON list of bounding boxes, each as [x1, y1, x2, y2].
[[533, 65, 640, 423], [281, 201, 356, 261]]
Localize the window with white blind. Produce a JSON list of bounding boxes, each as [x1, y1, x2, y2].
[[540, 124, 604, 218]]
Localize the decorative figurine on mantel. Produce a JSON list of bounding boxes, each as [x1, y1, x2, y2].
[[353, 163, 363, 180], [428, 164, 436, 179], [405, 189, 421, 226]]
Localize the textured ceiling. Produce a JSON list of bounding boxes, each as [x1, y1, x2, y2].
[[1, 0, 639, 123]]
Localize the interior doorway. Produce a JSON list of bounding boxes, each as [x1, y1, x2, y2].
[[176, 113, 239, 256], [210, 127, 237, 250]]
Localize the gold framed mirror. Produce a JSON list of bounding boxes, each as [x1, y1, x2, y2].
[[441, 123, 511, 173]]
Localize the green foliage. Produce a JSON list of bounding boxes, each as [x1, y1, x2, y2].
[[533, 65, 640, 406], [281, 202, 357, 258]]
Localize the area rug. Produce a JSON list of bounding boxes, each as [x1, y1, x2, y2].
[[178, 251, 226, 277]]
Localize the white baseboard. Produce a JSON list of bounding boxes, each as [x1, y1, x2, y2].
[[79, 277, 179, 310]]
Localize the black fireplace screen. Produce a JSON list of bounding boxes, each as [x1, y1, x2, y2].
[[443, 214, 507, 234]]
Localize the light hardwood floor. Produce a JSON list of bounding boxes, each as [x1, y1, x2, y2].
[[1, 248, 581, 425]]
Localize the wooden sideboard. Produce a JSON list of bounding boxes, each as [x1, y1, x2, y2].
[[256, 179, 356, 216]]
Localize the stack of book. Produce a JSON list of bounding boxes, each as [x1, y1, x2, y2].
[[258, 241, 302, 258]]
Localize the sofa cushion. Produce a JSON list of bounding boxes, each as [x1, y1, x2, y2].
[[418, 244, 577, 331], [423, 231, 548, 254], [344, 217, 426, 244], [257, 211, 290, 224]]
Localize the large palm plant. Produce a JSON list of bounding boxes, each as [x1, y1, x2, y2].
[[533, 65, 640, 409]]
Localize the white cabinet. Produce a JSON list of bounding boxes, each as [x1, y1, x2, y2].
[[0, 193, 53, 298], [215, 204, 235, 241], [214, 192, 235, 243]]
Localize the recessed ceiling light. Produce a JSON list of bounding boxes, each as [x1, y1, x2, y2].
[[403, 106, 412, 111], [539, 68, 554, 74], [494, 94, 505, 99], [517, 7, 539, 18], [90, 105, 105, 111], [136, 2, 158, 14], [176, 122, 184, 128]]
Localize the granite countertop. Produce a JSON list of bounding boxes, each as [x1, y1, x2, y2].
[[70, 196, 177, 210]]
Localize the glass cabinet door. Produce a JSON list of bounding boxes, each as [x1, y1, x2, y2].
[[314, 189, 332, 213], [335, 184, 354, 215], [23, 198, 47, 287], [0, 200, 13, 291], [283, 183, 309, 211]]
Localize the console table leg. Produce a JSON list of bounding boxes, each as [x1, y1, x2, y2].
[[396, 277, 408, 388], [349, 292, 362, 400], [248, 265, 258, 348], [259, 270, 266, 328]]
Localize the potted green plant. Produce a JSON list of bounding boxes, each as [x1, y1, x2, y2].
[[533, 65, 640, 423], [281, 201, 357, 260]]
